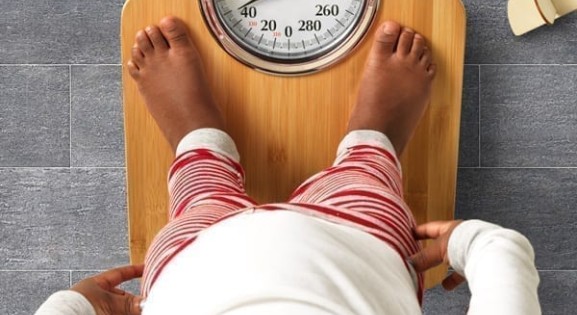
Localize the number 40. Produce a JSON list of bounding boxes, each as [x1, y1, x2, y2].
[[240, 6, 257, 18]]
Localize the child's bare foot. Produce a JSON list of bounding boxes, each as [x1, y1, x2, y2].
[[127, 16, 224, 152], [348, 21, 436, 155]]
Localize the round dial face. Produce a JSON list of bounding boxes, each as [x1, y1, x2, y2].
[[201, 0, 378, 75]]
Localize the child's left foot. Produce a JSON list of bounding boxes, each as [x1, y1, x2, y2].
[[348, 22, 436, 155]]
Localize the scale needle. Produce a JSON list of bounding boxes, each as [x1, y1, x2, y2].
[[238, 0, 264, 9]]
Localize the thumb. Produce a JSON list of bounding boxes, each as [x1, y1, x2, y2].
[[442, 272, 466, 291], [113, 293, 143, 315]]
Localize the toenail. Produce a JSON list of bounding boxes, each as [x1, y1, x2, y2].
[[415, 34, 423, 39], [404, 28, 415, 33], [161, 17, 178, 30], [145, 26, 153, 33], [383, 23, 397, 35]]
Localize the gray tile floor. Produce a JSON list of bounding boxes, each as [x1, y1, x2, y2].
[[0, 0, 575, 314]]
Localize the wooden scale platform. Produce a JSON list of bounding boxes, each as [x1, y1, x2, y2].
[[121, 0, 466, 288]]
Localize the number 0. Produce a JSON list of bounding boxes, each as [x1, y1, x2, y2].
[[285, 26, 293, 37]]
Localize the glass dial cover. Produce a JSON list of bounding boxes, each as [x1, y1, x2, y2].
[[201, 0, 379, 75]]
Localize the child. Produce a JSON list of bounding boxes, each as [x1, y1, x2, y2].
[[36, 17, 541, 315]]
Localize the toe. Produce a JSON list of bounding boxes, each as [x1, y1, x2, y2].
[[372, 21, 402, 55], [136, 30, 154, 54], [145, 25, 169, 50], [159, 16, 191, 48], [397, 28, 415, 56], [131, 45, 144, 64], [410, 34, 426, 60], [127, 60, 140, 78], [420, 47, 432, 68], [427, 63, 437, 77]]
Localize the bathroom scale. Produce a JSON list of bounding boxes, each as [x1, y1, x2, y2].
[[121, 0, 466, 288]]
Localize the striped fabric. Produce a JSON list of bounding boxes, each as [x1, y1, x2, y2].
[[141, 131, 424, 303]]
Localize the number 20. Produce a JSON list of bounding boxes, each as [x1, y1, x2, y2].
[[261, 20, 277, 31]]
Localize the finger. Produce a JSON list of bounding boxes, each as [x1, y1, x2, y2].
[[112, 287, 127, 295], [442, 272, 467, 291], [414, 220, 462, 240], [94, 265, 145, 289], [408, 239, 445, 272], [413, 221, 454, 240], [113, 293, 143, 315]]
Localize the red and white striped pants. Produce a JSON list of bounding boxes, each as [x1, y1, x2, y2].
[[141, 129, 424, 303]]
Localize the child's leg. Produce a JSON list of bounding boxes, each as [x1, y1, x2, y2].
[[168, 129, 256, 220], [142, 129, 256, 295], [126, 17, 256, 296], [289, 131, 416, 257], [289, 21, 436, 302]]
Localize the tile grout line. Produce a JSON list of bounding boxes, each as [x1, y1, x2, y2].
[[2, 165, 576, 170], [0, 167, 126, 170], [0, 269, 104, 272], [0, 64, 122, 66], [0, 63, 576, 67], [69, 65, 73, 168], [1, 268, 574, 272], [464, 63, 577, 66], [458, 166, 577, 169], [478, 65, 481, 168], [69, 271, 72, 287]]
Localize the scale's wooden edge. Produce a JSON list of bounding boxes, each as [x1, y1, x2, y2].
[[121, 0, 136, 263], [121, 0, 173, 265], [421, 0, 466, 285]]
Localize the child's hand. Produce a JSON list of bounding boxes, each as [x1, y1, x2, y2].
[[71, 265, 144, 315], [409, 220, 466, 291]]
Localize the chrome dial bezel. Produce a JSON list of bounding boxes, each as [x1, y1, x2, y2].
[[200, 0, 379, 76]]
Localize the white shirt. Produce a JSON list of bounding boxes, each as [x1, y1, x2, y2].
[[36, 214, 541, 315]]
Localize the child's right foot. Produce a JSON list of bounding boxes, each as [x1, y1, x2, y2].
[[127, 16, 224, 152], [348, 21, 436, 155]]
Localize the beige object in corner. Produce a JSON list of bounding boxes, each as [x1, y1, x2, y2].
[[508, 0, 577, 35]]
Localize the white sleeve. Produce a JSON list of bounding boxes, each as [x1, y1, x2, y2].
[[448, 220, 541, 315], [35, 291, 96, 315]]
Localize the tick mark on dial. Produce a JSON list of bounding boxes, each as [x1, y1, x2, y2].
[[233, 19, 243, 27]]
